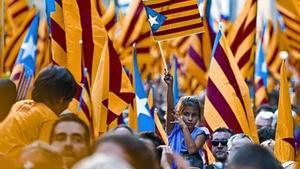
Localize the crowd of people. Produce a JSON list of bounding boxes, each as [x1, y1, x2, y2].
[[0, 65, 299, 169]]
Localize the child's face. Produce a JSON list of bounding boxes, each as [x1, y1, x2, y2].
[[181, 105, 199, 130]]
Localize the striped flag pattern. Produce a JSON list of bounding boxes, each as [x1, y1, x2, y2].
[[4, 8, 35, 72], [204, 29, 258, 142], [274, 60, 295, 163], [143, 0, 204, 41], [10, 14, 39, 100], [92, 39, 135, 135], [276, 0, 300, 59], [227, 0, 257, 79]]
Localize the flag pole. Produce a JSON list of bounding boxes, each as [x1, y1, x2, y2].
[[157, 41, 168, 72], [0, 0, 4, 76]]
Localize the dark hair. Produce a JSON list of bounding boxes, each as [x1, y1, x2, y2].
[[213, 127, 234, 136], [255, 104, 274, 115], [32, 66, 76, 109], [139, 132, 165, 161], [97, 134, 159, 169], [49, 113, 91, 146], [229, 144, 281, 169], [0, 79, 16, 121], [258, 127, 275, 143], [177, 96, 203, 121]]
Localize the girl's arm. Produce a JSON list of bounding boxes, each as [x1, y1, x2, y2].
[[163, 72, 175, 135], [182, 127, 206, 154]]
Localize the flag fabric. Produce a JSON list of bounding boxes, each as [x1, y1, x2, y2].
[[173, 56, 179, 105], [274, 60, 295, 163], [4, 8, 36, 72], [133, 46, 155, 132], [10, 14, 40, 100], [92, 39, 135, 135], [78, 67, 94, 135], [204, 29, 258, 142], [227, 0, 257, 79], [276, 0, 300, 58], [45, 0, 56, 32], [61, 0, 107, 84], [143, 0, 204, 41], [255, 34, 268, 107]]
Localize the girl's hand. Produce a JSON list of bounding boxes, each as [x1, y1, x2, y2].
[[163, 71, 173, 87], [172, 113, 187, 129]]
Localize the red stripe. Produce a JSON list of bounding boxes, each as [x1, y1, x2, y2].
[[12, 6, 29, 18], [160, 5, 198, 15], [176, 36, 189, 47], [8, 0, 17, 7], [137, 47, 150, 54], [164, 13, 200, 25], [80, 99, 91, 120], [56, 0, 62, 8], [279, 10, 300, 25], [96, 0, 103, 16], [255, 78, 264, 92], [267, 47, 279, 66], [188, 46, 207, 71], [122, 1, 143, 47], [287, 35, 300, 45], [108, 39, 122, 92], [76, 0, 94, 79], [130, 31, 151, 46], [230, 17, 256, 55], [155, 22, 203, 36], [105, 15, 116, 31], [206, 78, 243, 133], [146, 0, 188, 9], [214, 43, 249, 121], [237, 47, 252, 69], [51, 19, 67, 51]]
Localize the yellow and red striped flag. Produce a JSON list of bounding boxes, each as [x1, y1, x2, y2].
[[4, 8, 35, 72], [227, 0, 257, 79], [61, 0, 107, 84], [204, 29, 258, 143], [274, 60, 295, 163], [142, 0, 204, 41], [276, 0, 300, 59], [92, 39, 135, 135]]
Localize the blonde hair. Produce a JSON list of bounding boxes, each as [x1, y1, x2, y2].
[[176, 96, 203, 121]]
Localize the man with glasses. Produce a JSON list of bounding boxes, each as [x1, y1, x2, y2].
[[206, 128, 234, 169]]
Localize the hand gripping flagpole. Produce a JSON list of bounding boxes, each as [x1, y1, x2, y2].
[[157, 41, 169, 73]]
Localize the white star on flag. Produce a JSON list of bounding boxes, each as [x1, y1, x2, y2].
[[20, 36, 37, 61], [148, 14, 158, 27], [136, 95, 151, 116]]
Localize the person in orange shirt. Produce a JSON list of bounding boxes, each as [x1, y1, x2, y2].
[[0, 66, 77, 159]]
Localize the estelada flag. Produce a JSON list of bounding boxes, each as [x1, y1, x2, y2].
[[142, 0, 204, 41]]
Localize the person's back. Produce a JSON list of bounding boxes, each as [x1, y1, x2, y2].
[[0, 66, 76, 159], [0, 79, 16, 121]]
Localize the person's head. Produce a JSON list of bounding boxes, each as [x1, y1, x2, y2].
[[50, 114, 91, 168], [95, 134, 159, 169], [139, 132, 164, 162], [32, 66, 77, 115], [228, 144, 281, 169], [20, 141, 65, 169], [255, 110, 274, 130], [111, 124, 134, 136], [0, 79, 16, 121], [73, 154, 133, 169], [260, 139, 275, 153], [211, 128, 234, 162], [258, 127, 275, 143], [177, 96, 203, 131], [227, 133, 254, 162]]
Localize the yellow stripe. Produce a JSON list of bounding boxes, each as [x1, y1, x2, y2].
[[185, 56, 208, 87], [143, 0, 170, 5], [204, 98, 229, 131], [154, 27, 204, 41], [152, 0, 198, 12], [159, 18, 202, 32], [244, 4, 256, 27], [235, 30, 255, 60], [52, 41, 67, 66], [52, 3, 65, 30], [163, 8, 200, 20]]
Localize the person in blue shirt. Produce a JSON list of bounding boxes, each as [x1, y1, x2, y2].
[[164, 72, 207, 168]]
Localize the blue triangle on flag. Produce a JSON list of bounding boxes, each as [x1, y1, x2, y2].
[[145, 6, 167, 33]]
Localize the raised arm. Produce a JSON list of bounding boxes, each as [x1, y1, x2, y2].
[[163, 72, 175, 135]]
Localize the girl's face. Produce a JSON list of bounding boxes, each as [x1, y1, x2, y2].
[[181, 105, 200, 130]]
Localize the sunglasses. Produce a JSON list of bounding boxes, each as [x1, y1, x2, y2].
[[211, 140, 228, 146]]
